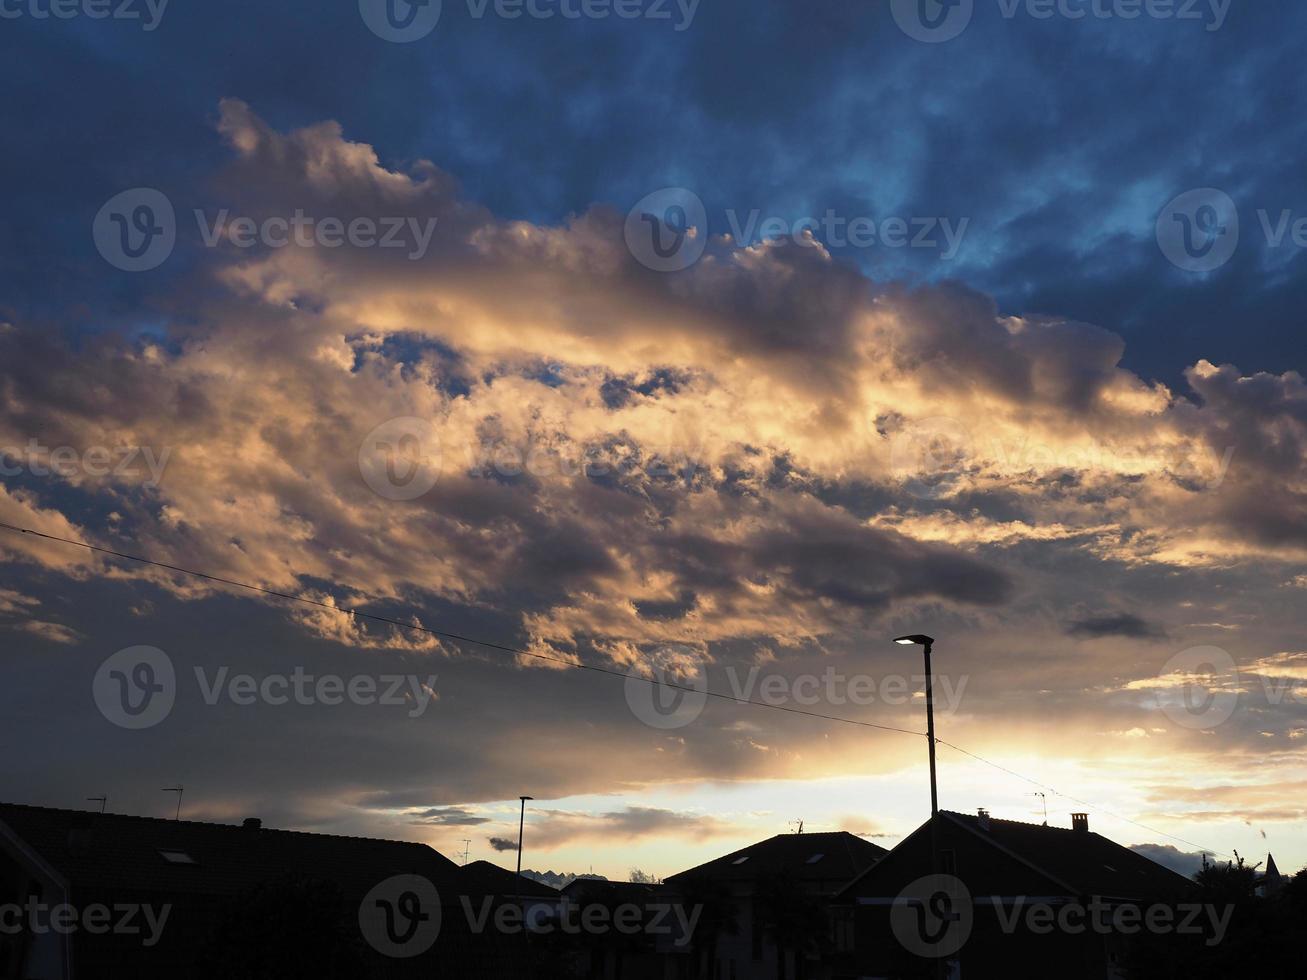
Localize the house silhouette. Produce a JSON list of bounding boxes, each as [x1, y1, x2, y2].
[[834, 810, 1198, 980], [665, 830, 888, 980], [0, 802, 523, 979]]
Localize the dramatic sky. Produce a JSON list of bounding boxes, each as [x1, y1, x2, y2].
[[1, 1, 1304, 880]]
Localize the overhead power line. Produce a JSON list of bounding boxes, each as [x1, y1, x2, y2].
[[0, 519, 1231, 858], [937, 740, 1232, 859], [0, 521, 922, 737]]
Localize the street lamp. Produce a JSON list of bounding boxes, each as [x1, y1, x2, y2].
[[516, 796, 533, 877], [894, 635, 938, 815], [895, 634, 947, 980]]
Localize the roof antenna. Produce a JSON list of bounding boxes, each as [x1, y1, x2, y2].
[[460, 839, 472, 866], [86, 796, 107, 814], [790, 819, 804, 834], [1031, 792, 1048, 825], [162, 785, 184, 820]]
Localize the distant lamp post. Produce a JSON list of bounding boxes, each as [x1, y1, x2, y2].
[[894, 635, 939, 815], [516, 796, 533, 876]]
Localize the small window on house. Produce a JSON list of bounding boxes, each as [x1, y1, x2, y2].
[[731, 855, 750, 865], [806, 853, 825, 864], [159, 849, 197, 865]]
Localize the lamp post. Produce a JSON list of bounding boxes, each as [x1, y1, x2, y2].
[[516, 796, 533, 877], [893, 635, 938, 815], [895, 634, 947, 980]]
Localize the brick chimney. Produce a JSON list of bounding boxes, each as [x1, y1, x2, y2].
[[977, 808, 991, 830], [1071, 813, 1089, 833]]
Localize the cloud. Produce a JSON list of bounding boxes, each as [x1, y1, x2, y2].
[[1, 100, 1306, 872], [1066, 614, 1165, 640], [411, 806, 491, 827], [507, 807, 732, 852], [1128, 843, 1208, 879]]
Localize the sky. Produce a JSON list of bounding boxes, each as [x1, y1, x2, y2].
[[1, 0, 1304, 881]]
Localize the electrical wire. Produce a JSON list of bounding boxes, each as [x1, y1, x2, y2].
[[0, 519, 1234, 858]]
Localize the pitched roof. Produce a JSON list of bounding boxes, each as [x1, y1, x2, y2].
[[939, 811, 1196, 898], [839, 811, 1196, 902], [460, 860, 561, 900], [0, 801, 463, 901], [666, 831, 887, 887], [561, 877, 666, 903]]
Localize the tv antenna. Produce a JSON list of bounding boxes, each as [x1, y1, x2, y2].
[[1031, 792, 1048, 824], [790, 819, 804, 835], [162, 785, 184, 820], [460, 840, 472, 866], [86, 796, 107, 814]]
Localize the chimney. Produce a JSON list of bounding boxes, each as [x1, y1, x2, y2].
[[1071, 813, 1089, 833], [977, 808, 991, 830], [242, 817, 262, 830]]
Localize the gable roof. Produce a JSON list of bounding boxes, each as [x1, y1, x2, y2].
[[0, 801, 463, 902], [840, 811, 1196, 902], [666, 831, 887, 888], [561, 877, 666, 903], [460, 860, 561, 900], [943, 812, 1196, 898]]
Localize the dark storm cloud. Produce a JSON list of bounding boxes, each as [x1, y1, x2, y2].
[[1066, 614, 1166, 640], [411, 806, 492, 827]]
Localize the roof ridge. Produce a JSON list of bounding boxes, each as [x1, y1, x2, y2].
[[941, 810, 1075, 831], [0, 801, 435, 848]]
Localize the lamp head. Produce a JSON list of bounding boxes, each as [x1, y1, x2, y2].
[[893, 634, 935, 646]]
